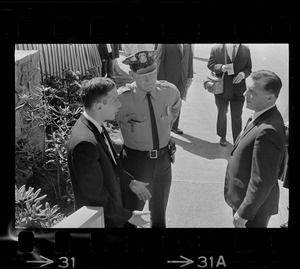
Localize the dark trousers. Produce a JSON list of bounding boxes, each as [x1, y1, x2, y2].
[[214, 93, 245, 143], [172, 80, 185, 130], [101, 53, 113, 78], [172, 110, 181, 130], [121, 149, 172, 228]]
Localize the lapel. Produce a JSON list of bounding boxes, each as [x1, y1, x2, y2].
[[80, 115, 117, 166], [231, 120, 256, 154], [221, 45, 229, 64], [177, 44, 183, 58], [102, 126, 125, 171], [232, 44, 241, 64], [231, 106, 278, 155]]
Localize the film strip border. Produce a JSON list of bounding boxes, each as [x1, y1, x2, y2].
[[1, 2, 294, 269], [1, 229, 290, 268], [0, 2, 293, 42]]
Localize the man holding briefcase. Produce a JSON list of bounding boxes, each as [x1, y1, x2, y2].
[[207, 44, 252, 146]]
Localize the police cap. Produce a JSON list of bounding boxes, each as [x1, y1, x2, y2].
[[122, 50, 158, 74]]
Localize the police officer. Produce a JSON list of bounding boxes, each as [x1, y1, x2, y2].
[[116, 50, 182, 228]]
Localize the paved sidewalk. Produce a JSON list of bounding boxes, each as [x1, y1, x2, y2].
[[116, 44, 289, 228]]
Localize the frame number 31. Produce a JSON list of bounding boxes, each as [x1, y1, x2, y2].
[[59, 257, 75, 268]]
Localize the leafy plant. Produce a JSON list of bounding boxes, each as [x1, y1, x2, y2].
[[15, 185, 65, 228], [15, 67, 98, 227]]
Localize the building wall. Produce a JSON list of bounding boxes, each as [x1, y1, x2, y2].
[[15, 50, 44, 151]]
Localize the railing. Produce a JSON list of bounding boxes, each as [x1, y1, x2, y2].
[[53, 206, 105, 228], [15, 44, 102, 78]]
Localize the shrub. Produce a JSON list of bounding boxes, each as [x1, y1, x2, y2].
[[15, 67, 102, 227], [15, 185, 65, 228]]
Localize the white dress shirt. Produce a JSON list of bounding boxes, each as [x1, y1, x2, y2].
[[83, 111, 117, 165], [226, 44, 240, 61], [253, 104, 276, 121], [106, 44, 112, 53]]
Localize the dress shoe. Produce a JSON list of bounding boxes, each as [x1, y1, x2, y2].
[[171, 128, 183, 135], [219, 137, 227, 146]]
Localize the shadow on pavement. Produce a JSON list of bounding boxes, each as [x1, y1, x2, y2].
[[172, 133, 233, 160]]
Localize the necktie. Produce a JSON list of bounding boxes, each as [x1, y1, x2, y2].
[[232, 45, 236, 62], [146, 92, 159, 149], [101, 125, 117, 165], [234, 116, 253, 146], [179, 44, 183, 54], [243, 116, 253, 131]]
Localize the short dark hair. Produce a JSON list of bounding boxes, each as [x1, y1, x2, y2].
[[250, 70, 282, 98], [81, 77, 116, 109]]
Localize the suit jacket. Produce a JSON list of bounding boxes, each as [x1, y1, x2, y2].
[[207, 44, 252, 98], [157, 44, 194, 99], [111, 44, 119, 59], [224, 106, 286, 220], [67, 115, 132, 227], [97, 44, 113, 61]]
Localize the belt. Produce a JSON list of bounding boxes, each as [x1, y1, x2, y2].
[[124, 145, 169, 159]]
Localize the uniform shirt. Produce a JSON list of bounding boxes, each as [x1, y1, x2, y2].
[[116, 80, 181, 151]]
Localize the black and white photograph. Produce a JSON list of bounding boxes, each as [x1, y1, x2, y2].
[[15, 43, 289, 229]]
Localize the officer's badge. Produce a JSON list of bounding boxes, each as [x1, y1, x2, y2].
[[122, 50, 158, 72]]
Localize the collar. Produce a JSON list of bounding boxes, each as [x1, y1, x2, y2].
[[82, 110, 103, 134], [253, 104, 276, 121], [134, 83, 158, 101], [226, 44, 240, 50], [145, 90, 156, 101]]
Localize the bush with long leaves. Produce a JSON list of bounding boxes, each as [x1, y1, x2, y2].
[[15, 68, 98, 228], [15, 185, 65, 228]]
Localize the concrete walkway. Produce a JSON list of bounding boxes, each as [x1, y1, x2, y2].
[[115, 44, 289, 228]]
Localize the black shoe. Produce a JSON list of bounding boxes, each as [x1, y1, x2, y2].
[[219, 137, 227, 146], [172, 128, 183, 135]]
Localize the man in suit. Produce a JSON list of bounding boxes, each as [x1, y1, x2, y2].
[[280, 120, 289, 228], [208, 44, 252, 146], [97, 44, 114, 79], [67, 77, 151, 228], [111, 44, 122, 76], [224, 70, 286, 228], [156, 44, 194, 135]]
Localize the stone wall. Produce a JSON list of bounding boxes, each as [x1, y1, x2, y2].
[[15, 50, 44, 151]]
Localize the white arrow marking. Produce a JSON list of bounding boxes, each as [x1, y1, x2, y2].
[[26, 255, 54, 268], [167, 255, 194, 267]]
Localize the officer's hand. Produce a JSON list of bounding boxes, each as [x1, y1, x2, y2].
[[128, 211, 151, 227], [129, 180, 152, 202], [233, 72, 244, 84]]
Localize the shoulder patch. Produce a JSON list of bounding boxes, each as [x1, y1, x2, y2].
[[117, 84, 133, 95], [157, 80, 177, 90]]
